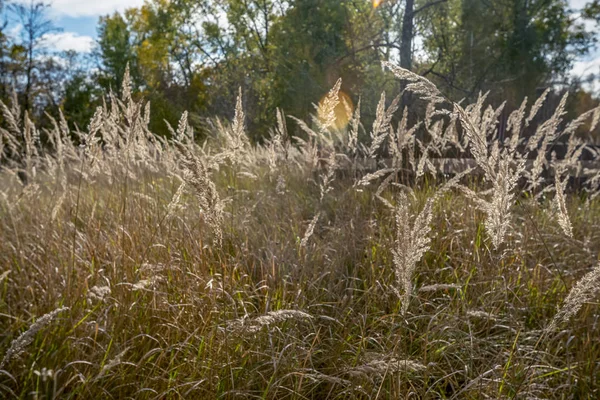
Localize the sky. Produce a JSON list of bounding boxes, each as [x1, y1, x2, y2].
[[6, 0, 600, 92]]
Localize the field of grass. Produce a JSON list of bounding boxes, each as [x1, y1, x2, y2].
[[1, 65, 600, 399]]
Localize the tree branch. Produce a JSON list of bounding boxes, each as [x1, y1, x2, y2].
[[413, 0, 448, 16]]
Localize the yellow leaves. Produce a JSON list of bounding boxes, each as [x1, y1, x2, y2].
[[137, 38, 169, 89]]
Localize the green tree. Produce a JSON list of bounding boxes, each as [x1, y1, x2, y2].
[[419, 0, 594, 105], [96, 12, 139, 93]]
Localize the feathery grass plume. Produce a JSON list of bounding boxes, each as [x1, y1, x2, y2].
[[50, 173, 68, 222], [375, 171, 398, 196], [466, 310, 498, 322], [0, 130, 4, 162], [232, 87, 246, 143], [294, 370, 351, 387], [528, 137, 550, 192], [290, 80, 342, 158], [347, 98, 361, 155], [525, 88, 550, 127], [88, 285, 111, 303], [368, 92, 400, 158], [444, 109, 461, 149], [507, 97, 528, 152], [424, 105, 449, 154], [388, 109, 404, 164], [0, 307, 69, 369], [0, 117, 21, 164], [276, 174, 287, 195], [267, 108, 289, 173], [393, 191, 433, 314], [463, 155, 524, 248], [556, 133, 585, 178], [143, 100, 151, 127], [317, 78, 342, 135], [526, 93, 569, 192], [418, 283, 462, 293], [176, 111, 189, 141], [227, 310, 313, 334], [354, 168, 396, 188], [547, 263, 600, 332], [527, 92, 568, 152], [347, 357, 426, 378], [301, 213, 320, 247], [318, 151, 337, 201], [591, 106, 600, 132], [0, 270, 10, 283], [382, 61, 445, 103], [175, 142, 224, 245], [47, 113, 67, 169], [97, 348, 129, 380], [415, 139, 435, 179], [554, 167, 573, 237], [83, 107, 103, 155], [121, 63, 132, 103], [454, 101, 495, 180], [0, 95, 21, 138], [289, 115, 318, 141], [166, 179, 186, 218], [506, 97, 528, 145], [274, 107, 289, 157], [218, 88, 249, 164], [132, 278, 160, 291], [390, 107, 421, 168], [563, 105, 600, 137], [469, 98, 504, 145], [23, 112, 39, 178], [293, 135, 320, 171], [451, 90, 525, 248]]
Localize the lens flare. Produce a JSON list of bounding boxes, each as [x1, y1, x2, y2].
[[373, 0, 383, 8], [318, 90, 354, 131]]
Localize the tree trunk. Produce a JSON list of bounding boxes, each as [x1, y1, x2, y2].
[[400, 0, 414, 71], [400, 0, 415, 124]]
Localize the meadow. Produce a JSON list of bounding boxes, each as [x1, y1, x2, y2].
[[1, 63, 600, 399]]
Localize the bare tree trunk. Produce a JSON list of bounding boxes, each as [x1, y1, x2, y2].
[[400, 0, 414, 71], [400, 0, 415, 124], [25, 45, 33, 112]]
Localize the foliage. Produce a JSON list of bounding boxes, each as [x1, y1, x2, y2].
[[2, 0, 599, 142]]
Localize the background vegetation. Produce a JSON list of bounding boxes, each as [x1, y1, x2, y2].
[[0, 0, 600, 140]]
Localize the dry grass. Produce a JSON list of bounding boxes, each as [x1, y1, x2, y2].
[[1, 63, 600, 398]]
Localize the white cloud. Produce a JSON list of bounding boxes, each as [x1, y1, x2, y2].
[[7, 23, 23, 38], [569, 0, 590, 10], [13, 0, 146, 18], [41, 32, 95, 53]]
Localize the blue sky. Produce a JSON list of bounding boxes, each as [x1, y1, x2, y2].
[[56, 15, 98, 38], [7, 0, 600, 91]]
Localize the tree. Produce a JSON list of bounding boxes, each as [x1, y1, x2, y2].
[[0, 0, 10, 100], [583, 0, 600, 22], [96, 12, 139, 93], [9, 0, 60, 112], [419, 0, 594, 105], [58, 51, 102, 130], [400, 0, 448, 71]]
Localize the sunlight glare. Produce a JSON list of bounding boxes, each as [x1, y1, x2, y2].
[[318, 90, 354, 131]]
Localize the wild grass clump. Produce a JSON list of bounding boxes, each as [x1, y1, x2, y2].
[[1, 62, 600, 398]]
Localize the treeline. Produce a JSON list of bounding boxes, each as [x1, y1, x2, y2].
[[1, 0, 600, 141]]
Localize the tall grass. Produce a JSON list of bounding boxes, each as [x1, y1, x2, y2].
[[1, 63, 600, 398]]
